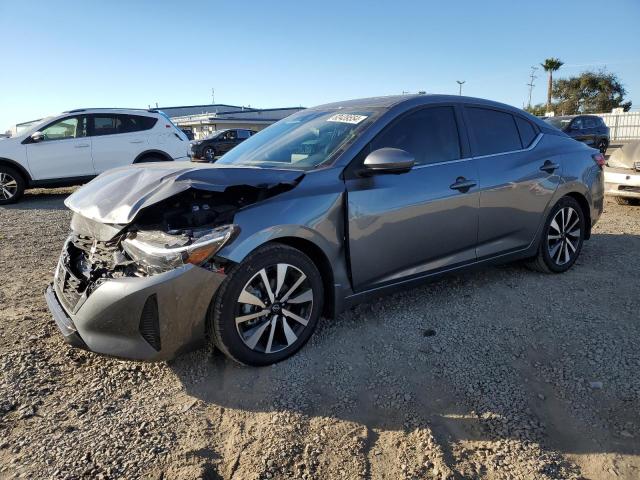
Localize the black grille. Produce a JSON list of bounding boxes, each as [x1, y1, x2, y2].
[[139, 295, 161, 351], [55, 262, 86, 313]]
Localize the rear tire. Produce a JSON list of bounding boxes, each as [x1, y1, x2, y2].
[[597, 139, 608, 154], [0, 166, 25, 205], [209, 243, 324, 366], [526, 196, 585, 273]]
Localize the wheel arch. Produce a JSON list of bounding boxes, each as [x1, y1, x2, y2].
[[218, 227, 339, 319], [265, 236, 336, 319], [133, 150, 173, 163], [564, 191, 592, 239], [0, 157, 32, 184]]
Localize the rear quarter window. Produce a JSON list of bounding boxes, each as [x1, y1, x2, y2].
[[514, 116, 538, 148], [120, 115, 158, 133], [465, 107, 522, 156]]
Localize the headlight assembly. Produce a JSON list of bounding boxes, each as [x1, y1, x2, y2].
[[122, 224, 238, 274]]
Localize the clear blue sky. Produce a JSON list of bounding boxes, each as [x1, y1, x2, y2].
[[1, 0, 639, 132]]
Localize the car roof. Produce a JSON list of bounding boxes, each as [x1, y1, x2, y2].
[[62, 108, 158, 116], [310, 94, 551, 131], [312, 94, 525, 110]]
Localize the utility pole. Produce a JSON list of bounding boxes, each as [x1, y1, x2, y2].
[[456, 80, 465, 96], [526, 66, 538, 109], [211, 88, 215, 104]]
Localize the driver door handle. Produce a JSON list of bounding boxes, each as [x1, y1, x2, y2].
[[450, 177, 477, 192], [540, 160, 560, 173]]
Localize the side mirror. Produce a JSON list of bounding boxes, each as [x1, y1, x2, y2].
[[363, 148, 415, 174], [30, 132, 45, 143]]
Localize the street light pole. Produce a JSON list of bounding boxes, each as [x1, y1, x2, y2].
[[456, 80, 466, 96]]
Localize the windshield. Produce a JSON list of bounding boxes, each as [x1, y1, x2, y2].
[[544, 117, 571, 130], [216, 108, 382, 170], [16, 117, 54, 136]]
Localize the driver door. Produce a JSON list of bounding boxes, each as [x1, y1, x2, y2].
[[345, 105, 479, 291], [26, 115, 95, 179]]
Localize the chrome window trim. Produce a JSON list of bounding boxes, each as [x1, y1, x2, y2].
[[471, 132, 543, 160], [413, 133, 543, 170]]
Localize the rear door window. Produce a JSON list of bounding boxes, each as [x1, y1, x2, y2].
[[92, 115, 121, 136], [465, 107, 522, 156], [370, 106, 461, 166], [237, 130, 251, 139]]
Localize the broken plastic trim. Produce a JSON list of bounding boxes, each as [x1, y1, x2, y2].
[[122, 224, 238, 275]]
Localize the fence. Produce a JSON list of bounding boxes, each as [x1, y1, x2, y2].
[[599, 111, 640, 141]]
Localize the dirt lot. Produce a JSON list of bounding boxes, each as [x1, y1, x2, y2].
[[1, 188, 639, 479]]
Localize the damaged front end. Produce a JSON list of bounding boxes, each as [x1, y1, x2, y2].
[[47, 163, 304, 360]]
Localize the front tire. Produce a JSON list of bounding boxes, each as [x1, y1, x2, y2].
[[209, 244, 324, 366], [526, 196, 585, 273], [0, 166, 25, 205]]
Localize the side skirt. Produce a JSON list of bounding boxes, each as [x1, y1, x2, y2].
[[339, 243, 539, 313], [29, 175, 96, 189]]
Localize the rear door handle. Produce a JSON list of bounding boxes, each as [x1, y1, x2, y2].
[[450, 177, 477, 192], [540, 160, 560, 173], [74, 144, 90, 148], [129, 140, 144, 144]]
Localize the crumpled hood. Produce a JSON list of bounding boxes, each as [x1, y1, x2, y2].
[[65, 162, 304, 224], [608, 140, 640, 169]]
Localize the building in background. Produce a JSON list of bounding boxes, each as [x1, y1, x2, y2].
[[164, 104, 305, 139]]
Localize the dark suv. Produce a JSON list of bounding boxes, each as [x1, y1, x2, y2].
[[190, 128, 256, 162], [544, 115, 609, 153]]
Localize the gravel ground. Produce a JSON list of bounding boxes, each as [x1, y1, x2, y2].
[[1, 187, 639, 479]]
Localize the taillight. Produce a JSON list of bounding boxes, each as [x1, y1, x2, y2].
[[592, 152, 606, 168]]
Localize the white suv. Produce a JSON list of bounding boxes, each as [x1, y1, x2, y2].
[[0, 108, 190, 204]]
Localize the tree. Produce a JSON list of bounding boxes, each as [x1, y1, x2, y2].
[[541, 58, 564, 112], [552, 70, 632, 115], [524, 103, 547, 117]]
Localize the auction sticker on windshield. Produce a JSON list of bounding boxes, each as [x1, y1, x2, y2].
[[327, 113, 368, 124]]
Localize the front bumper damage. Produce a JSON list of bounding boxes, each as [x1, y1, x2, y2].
[[45, 163, 305, 361], [47, 250, 225, 361]]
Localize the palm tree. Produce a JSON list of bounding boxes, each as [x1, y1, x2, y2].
[[541, 58, 564, 112]]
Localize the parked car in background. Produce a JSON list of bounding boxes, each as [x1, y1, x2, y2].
[[0, 108, 190, 204], [190, 128, 256, 162], [605, 140, 640, 205], [544, 115, 609, 153], [46, 95, 604, 366], [181, 128, 194, 140]]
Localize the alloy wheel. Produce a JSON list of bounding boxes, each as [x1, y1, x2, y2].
[[235, 263, 314, 354], [204, 147, 215, 160], [547, 206, 581, 266], [0, 172, 18, 201]]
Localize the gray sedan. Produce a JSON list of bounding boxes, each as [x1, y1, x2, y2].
[[46, 95, 605, 365]]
